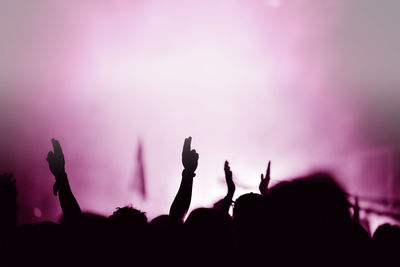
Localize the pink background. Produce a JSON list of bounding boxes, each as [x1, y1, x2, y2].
[[1, 0, 400, 232]]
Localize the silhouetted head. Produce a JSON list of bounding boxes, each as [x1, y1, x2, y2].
[[264, 173, 354, 266], [372, 223, 400, 245], [371, 223, 400, 266], [233, 192, 264, 229], [267, 172, 352, 231], [231, 192, 266, 263], [109, 205, 148, 237], [183, 208, 235, 264], [184, 208, 234, 247]]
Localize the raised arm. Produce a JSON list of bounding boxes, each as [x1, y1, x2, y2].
[[169, 136, 199, 222], [46, 138, 81, 222], [259, 161, 271, 196], [220, 161, 236, 214]]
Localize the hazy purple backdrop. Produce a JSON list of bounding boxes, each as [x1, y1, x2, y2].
[[1, 0, 400, 231]]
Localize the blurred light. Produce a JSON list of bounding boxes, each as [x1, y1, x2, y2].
[[33, 207, 42, 218]]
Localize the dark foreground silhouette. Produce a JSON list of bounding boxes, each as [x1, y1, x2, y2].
[[0, 137, 398, 266]]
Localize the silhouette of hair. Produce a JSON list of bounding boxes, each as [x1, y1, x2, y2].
[[109, 205, 147, 230]]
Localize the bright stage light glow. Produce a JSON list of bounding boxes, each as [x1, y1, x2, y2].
[[81, 1, 272, 95], [69, 0, 350, 218], [74, 0, 278, 217]]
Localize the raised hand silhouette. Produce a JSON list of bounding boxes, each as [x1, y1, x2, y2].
[[182, 136, 199, 176], [220, 161, 235, 214], [47, 138, 66, 196], [46, 138, 81, 221], [224, 161, 235, 194], [170, 136, 199, 222], [259, 161, 271, 196]]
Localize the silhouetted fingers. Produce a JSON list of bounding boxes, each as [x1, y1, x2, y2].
[[52, 138, 63, 156], [225, 161, 233, 182], [192, 149, 199, 161], [224, 160, 230, 171], [47, 151, 54, 163], [183, 136, 192, 154], [267, 161, 271, 178], [261, 173, 264, 181]]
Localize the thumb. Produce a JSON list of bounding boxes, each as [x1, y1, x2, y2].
[[47, 151, 54, 163]]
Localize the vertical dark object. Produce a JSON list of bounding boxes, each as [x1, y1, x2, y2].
[[132, 140, 146, 199]]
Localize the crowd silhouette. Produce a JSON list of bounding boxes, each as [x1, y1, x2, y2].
[[0, 137, 399, 266]]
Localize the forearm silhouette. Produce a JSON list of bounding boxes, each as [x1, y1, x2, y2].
[[47, 138, 82, 222], [259, 161, 271, 196], [169, 136, 199, 222], [220, 161, 235, 214]]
